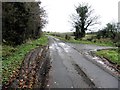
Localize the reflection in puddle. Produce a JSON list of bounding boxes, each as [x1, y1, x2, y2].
[[97, 60, 104, 65], [49, 44, 54, 49], [59, 42, 66, 46], [59, 42, 71, 53], [49, 43, 56, 51], [92, 57, 99, 60]]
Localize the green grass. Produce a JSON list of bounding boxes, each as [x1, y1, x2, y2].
[[95, 49, 119, 65], [2, 35, 48, 84], [54, 35, 114, 47], [74, 39, 114, 46]]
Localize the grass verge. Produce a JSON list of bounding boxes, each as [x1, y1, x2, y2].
[[54, 36, 114, 47], [2, 35, 48, 84], [95, 49, 119, 65]]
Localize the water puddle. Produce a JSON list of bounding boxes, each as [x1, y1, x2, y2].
[[96, 60, 104, 65], [59, 42, 71, 53], [59, 42, 66, 46], [49, 44, 54, 49], [92, 56, 99, 60], [49, 44, 56, 51]]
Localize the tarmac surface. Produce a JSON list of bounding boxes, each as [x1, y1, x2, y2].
[[47, 36, 119, 88]]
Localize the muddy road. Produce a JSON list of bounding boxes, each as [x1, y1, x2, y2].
[[47, 36, 119, 88]]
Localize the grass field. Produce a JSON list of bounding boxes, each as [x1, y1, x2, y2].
[[2, 35, 48, 84], [95, 49, 119, 65], [54, 35, 115, 47]]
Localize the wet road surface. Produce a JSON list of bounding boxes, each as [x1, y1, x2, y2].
[[47, 36, 119, 88]]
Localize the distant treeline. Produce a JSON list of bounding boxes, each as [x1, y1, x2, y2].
[[2, 2, 47, 45]]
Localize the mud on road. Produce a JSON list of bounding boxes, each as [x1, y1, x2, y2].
[[2, 45, 50, 89]]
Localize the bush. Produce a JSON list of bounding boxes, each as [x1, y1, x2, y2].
[[114, 42, 120, 47], [96, 34, 101, 39], [87, 38, 93, 41], [87, 36, 96, 41], [65, 35, 71, 40]]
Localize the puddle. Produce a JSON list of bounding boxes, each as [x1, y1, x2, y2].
[[92, 56, 99, 60], [58, 42, 71, 53], [49, 43, 58, 51], [64, 47, 70, 52], [49, 44, 54, 49], [59, 42, 66, 46], [54, 38, 60, 41], [96, 60, 104, 65]]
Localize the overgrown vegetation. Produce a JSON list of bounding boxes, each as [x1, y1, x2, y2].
[[2, 2, 47, 45], [50, 32, 115, 47], [96, 23, 120, 47], [95, 49, 119, 65], [2, 35, 48, 85], [2, 1, 48, 85], [69, 2, 120, 47]]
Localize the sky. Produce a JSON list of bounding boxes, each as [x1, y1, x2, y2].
[[38, 0, 119, 32]]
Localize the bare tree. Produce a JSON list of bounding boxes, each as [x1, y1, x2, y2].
[[71, 3, 99, 39]]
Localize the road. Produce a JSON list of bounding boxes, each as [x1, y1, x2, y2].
[[47, 36, 119, 88]]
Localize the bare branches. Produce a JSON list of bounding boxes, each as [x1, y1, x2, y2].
[[71, 3, 99, 39]]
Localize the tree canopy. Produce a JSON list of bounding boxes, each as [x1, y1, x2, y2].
[[97, 23, 117, 39], [2, 2, 47, 45], [71, 3, 98, 39]]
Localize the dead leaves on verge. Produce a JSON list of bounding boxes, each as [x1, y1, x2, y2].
[[2, 46, 50, 89]]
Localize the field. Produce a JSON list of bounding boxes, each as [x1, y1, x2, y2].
[[50, 32, 115, 47]]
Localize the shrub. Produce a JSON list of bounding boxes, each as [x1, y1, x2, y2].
[[65, 35, 71, 40]]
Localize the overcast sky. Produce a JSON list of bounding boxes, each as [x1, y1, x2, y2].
[[39, 0, 119, 32]]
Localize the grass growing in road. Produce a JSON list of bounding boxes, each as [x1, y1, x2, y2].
[[2, 35, 48, 84], [95, 49, 119, 65]]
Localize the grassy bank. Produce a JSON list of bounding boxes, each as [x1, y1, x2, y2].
[[95, 49, 119, 65], [2, 35, 48, 84], [55, 35, 114, 47]]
